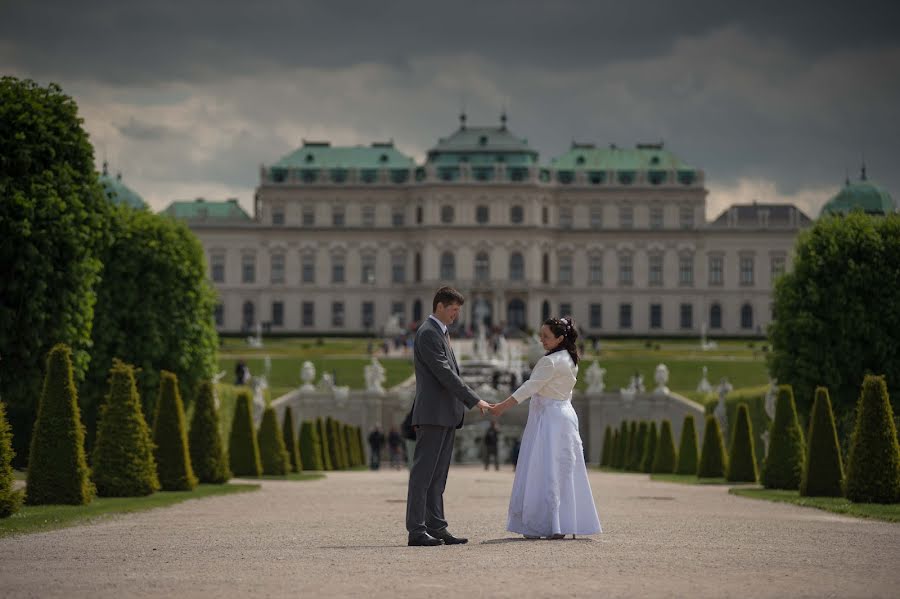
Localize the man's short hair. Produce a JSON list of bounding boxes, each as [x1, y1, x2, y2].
[[432, 286, 465, 312]]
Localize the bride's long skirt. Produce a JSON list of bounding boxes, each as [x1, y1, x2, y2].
[[507, 394, 602, 537]]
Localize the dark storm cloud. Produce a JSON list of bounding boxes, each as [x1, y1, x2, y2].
[[2, 0, 899, 84], [2, 1, 899, 213]]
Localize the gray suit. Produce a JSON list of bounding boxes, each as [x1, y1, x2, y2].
[[406, 316, 481, 536]]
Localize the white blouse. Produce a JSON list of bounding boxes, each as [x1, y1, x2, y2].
[[511, 350, 578, 403]]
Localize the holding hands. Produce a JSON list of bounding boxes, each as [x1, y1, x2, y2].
[[487, 396, 517, 418]]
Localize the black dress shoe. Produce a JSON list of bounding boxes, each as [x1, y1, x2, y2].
[[408, 532, 444, 547], [427, 529, 468, 545]]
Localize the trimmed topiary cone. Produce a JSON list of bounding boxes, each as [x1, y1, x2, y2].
[[641, 421, 658, 473], [676, 415, 699, 475], [845, 375, 900, 503], [727, 404, 758, 483], [152, 371, 198, 491], [629, 422, 648, 471], [698, 415, 727, 478], [800, 387, 844, 497], [762, 385, 805, 490], [326, 418, 342, 470], [188, 381, 230, 484], [229, 390, 262, 477], [317, 418, 333, 471], [282, 406, 302, 473], [258, 406, 290, 476], [652, 419, 677, 474], [611, 430, 621, 469], [623, 421, 637, 470], [299, 421, 324, 471], [345, 424, 359, 467], [92, 360, 160, 496], [0, 400, 23, 517], [336, 421, 350, 469], [615, 421, 629, 469], [600, 425, 613, 467], [356, 427, 365, 465], [26, 344, 94, 505]]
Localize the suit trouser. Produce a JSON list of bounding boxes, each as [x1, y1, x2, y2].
[[406, 425, 455, 535]]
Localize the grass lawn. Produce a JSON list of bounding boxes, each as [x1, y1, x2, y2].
[[730, 488, 900, 523], [649, 473, 734, 485], [259, 472, 326, 481], [0, 483, 260, 538], [214, 336, 769, 402]]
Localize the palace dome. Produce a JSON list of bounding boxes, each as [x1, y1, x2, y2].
[[99, 162, 146, 209], [820, 167, 896, 217]]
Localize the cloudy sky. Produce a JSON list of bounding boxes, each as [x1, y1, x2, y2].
[[2, 0, 898, 218]]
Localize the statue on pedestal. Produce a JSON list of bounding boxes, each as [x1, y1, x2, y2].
[[585, 361, 606, 394], [715, 377, 732, 434], [299, 361, 316, 392], [696, 366, 713, 394], [364, 356, 386, 395], [653, 363, 670, 395]]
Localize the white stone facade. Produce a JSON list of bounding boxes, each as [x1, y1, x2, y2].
[[193, 166, 807, 338]]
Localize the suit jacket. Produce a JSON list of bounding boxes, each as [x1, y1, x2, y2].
[[411, 317, 481, 428]]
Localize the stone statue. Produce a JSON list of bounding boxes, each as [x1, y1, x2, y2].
[[696, 366, 713, 394], [760, 429, 771, 458], [300, 361, 316, 392], [636, 374, 645, 393], [653, 363, 669, 395], [473, 299, 491, 360], [251, 374, 267, 422], [620, 376, 637, 401], [715, 377, 732, 434], [764, 377, 778, 420], [364, 356, 386, 395], [585, 361, 606, 393], [317, 372, 335, 392]]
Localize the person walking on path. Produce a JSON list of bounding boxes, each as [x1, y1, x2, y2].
[[489, 316, 602, 540], [483, 421, 500, 471], [405, 287, 491, 547], [368, 425, 384, 470]]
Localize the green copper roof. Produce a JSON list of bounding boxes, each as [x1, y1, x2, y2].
[[550, 142, 693, 171], [427, 115, 538, 166], [98, 162, 146, 209], [821, 168, 896, 217], [272, 141, 415, 170], [161, 198, 252, 222]]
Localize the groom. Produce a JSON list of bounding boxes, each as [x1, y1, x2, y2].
[[406, 286, 491, 547]]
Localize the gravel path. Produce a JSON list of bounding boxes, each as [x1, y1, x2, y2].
[[1, 466, 898, 598]]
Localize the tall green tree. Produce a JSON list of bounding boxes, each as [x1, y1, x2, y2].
[[676, 415, 699, 475], [228, 391, 262, 477], [0, 77, 111, 466], [0, 400, 23, 517], [82, 207, 218, 434], [768, 213, 900, 434], [188, 381, 230, 484], [651, 420, 677, 474], [800, 387, 844, 497], [282, 406, 302, 473], [152, 371, 197, 491], [845, 375, 900, 503], [762, 385, 806, 490], [698, 415, 727, 478], [727, 404, 758, 483], [258, 406, 290, 476], [26, 344, 95, 505], [641, 421, 658, 473], [92, 360, 159, 497], [299, 421, 324, 471]]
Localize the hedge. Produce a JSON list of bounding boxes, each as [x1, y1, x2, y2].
[[651, 419, 677, 474], [152, 371, 197, 491], [641, 421, 658, 473], [188, 380, 230, 484], [800, 387, 843, 497], [282, 406, 302, 473], [228, 390, 262, 477], [300, 421, 324, 471], [727, 404, 758, 483], [0, 400, 23, 517], [845, 375, 900, 503], [676, 415, 699, 475], [762, 385, 805, 490], [258, 406, 290, 476]]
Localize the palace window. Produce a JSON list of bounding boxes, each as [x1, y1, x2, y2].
[[590, 206, 603, 229], [302, 302, 314, 327], [650, 304, 662, 329], [649, 253, 664, 286], [362, 302, 375, 329], [476, 205, 489, 224], [302, 206, 315, 226], [559, 206, 573, 228], [740, 256, 755, 286], [441, 205, 454, 224], [619, 206, 633, 229], [511, 205, 524, 224], [770, 255, 786, 282], [392, 253, 406, 283], [361, 254, 376, 284], [270, 254, 285, 284], [392, 208, 405, 226], [211, 253, 225, 283], [332, 302, 344, 327], [619, 303, 632, 329], [302, 254, 315, 284], [332, 206, 345, 227], [589, 254, 603, 285], [559, 255, 573, 285], [710, 303, 722, 329], [242, 254, 256, 284], [474, 252, 490, 282], [679, 206, 694, 229], [650, 206, 664, 229], [741, 304, 754, 329], [214, 303, 224, 327], [590, 304, 602, 328], [680, 303, 693, 329], [440, 252, 455, 280], [618, 253, 633, 286], [709, 255, 724, 286], [272, 301, 284, 326], [272, 206, 285, 226], [332, 256, 345, 283], [362, 205, 375, 227], [509, 252, 525, 281], [679, 254, 694, 286]]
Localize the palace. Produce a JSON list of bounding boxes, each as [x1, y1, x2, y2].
[[159, 114, 823, 338]]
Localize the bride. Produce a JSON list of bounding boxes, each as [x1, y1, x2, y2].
[[489, 317, 602, 540]]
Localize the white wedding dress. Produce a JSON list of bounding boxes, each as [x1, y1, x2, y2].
[[507, 351, 602, 538]]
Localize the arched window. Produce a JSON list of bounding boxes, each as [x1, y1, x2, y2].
[[542, 253, 550, 283], [510, 205, 524, 224], [441, 205, 454, 224], [509, 252, 524, 281], [474, 251, 490, 281], [440, 251, 455, 280], [507, 299, 526, 331], [710, 303, 722, 329], [412, 299, 423, 323], [476, 205, 489, 224], [542, 300, 551, 322], [242, 301, 255, 330], [414, 252, 422, 283], [741, 303, 753, 329]]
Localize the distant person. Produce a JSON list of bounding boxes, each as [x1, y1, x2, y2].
[[234, 360, 245, 385], [488, 316, 601, 540], [388, 426, 403, 470], [368, 425, 385, 470], [483, 421, 500, 471]]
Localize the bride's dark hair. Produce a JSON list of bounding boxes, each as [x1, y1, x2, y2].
[[543, 316, 579, 365]]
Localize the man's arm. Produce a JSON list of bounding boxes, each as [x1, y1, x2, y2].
[[418, 329, 485, 410]]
